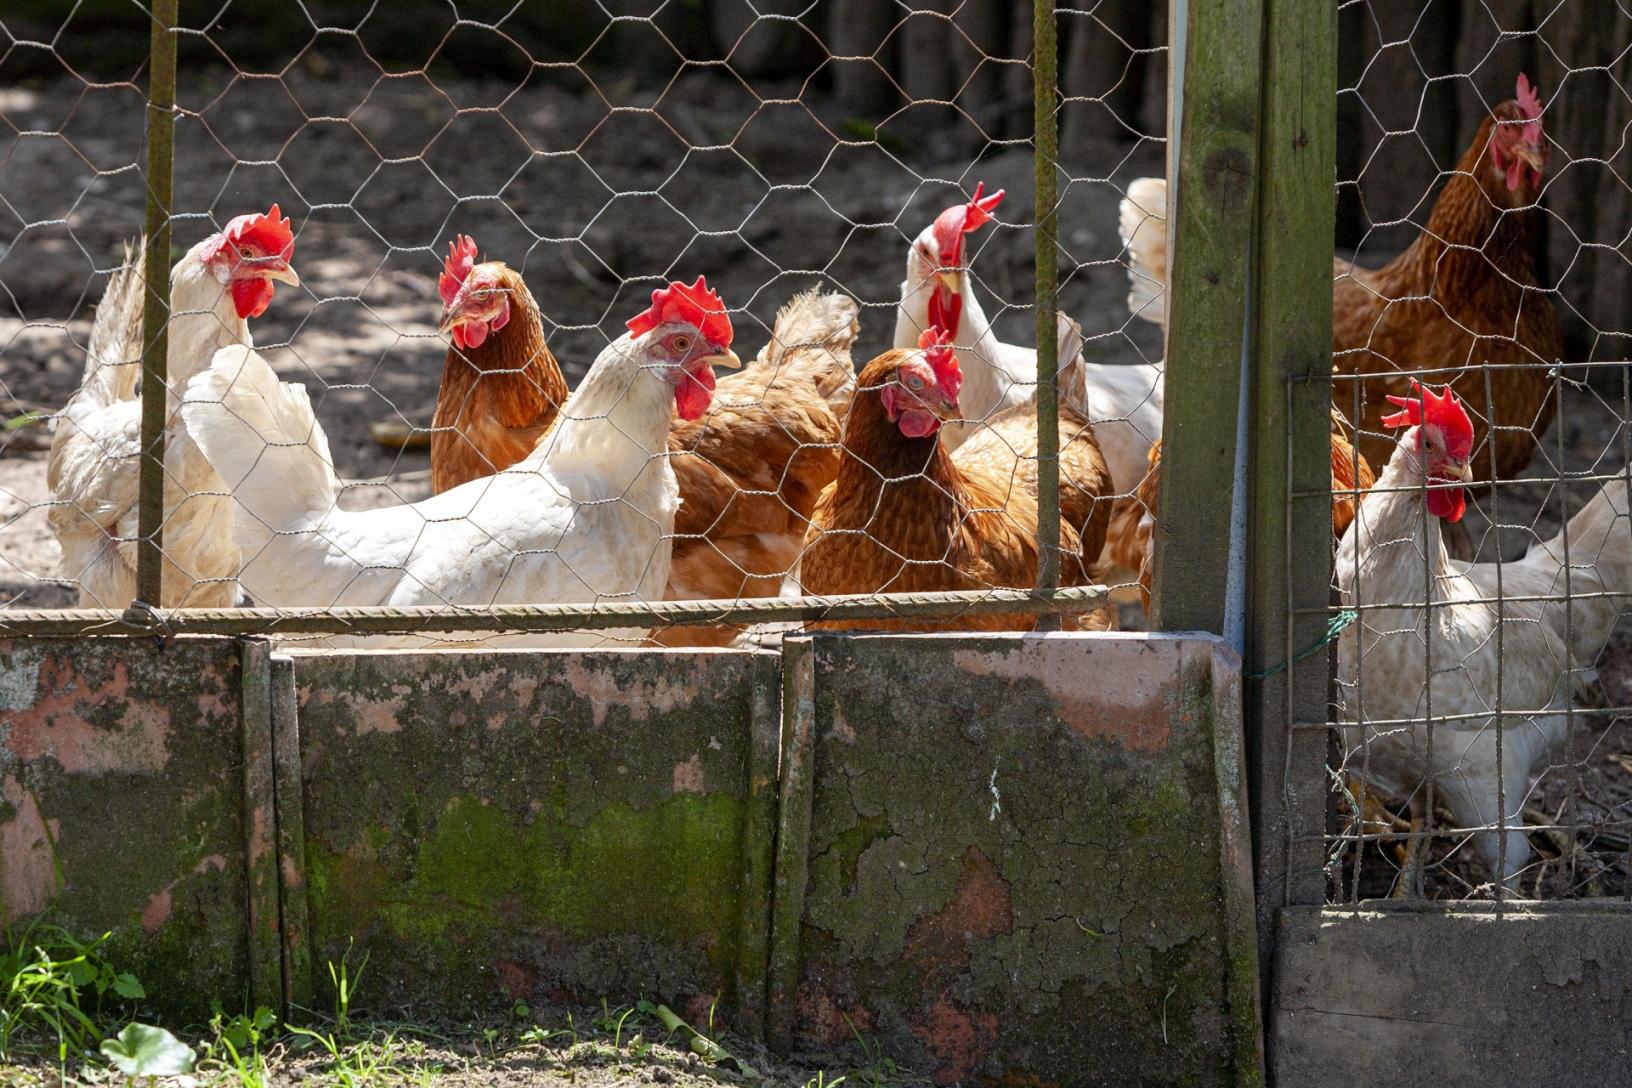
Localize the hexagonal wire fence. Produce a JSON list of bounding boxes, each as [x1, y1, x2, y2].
[[1289, 1, 1632, 903], [0, 2, 1167, 647]]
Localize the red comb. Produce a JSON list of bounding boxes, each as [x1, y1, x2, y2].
[[215, 204, 295, 262], [439, 234, 479, 306], [1516, 72, 1542, 121], [1381, 380, 1473, 440], [931, 182, 1006, 264], [625, 276, 733, 348], [917, 325, 961, 399]]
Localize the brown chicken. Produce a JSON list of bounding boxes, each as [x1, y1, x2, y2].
[[655, 288, 860, 646], [1332, 72, 1561, 482], [1118, 410, 1376, 609], [431, 235, 568, 494], [800, 334, 1116, 633], [1122, 74, 1561, 487]]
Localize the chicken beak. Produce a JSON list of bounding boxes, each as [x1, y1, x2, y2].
[[1516, 145, 1547, 174], [700, 347, 742, 370], [1449, 461, 1473, 483], [266, 262, 301, 288], [437, 310, 459, 336], [936, 271, 961, 292]]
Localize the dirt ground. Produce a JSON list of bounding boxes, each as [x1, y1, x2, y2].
[[0, 1001, 932, 1087]]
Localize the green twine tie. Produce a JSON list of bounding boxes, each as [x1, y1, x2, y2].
[[1246, 609, 1358, 680]]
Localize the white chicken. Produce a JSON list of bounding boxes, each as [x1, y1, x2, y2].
[[1337, 380, 1632, 888], [47, 208, 299, 607], [894, 183, 1164, 503], [179, 277, 740, 648]]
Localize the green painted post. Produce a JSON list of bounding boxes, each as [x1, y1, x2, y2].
[[1148, 1, 1265, 633], [1033, 0, 1061, 628], [136, 0, 178, 606], [1246, 0, 1338, 930]]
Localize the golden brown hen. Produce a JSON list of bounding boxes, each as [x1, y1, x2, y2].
[[1121, 74, 1562, 488], [655, 288, 859, 646], [1332, 73, 1562, 483], [431, 236, 568, 495], [801, 336, 1116, 633]]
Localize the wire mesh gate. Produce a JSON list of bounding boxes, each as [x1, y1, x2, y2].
[[1281, 3, 1632, 909], [0, 0, 1175, 646]]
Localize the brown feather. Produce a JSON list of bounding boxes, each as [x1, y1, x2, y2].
[[801, 350, 1116, 634], [1333, 103, 1562, 485], [653, 289, 860, 646], [429, 264, 567, 494]]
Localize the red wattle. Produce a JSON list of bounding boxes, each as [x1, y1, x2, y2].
[[1427, 483, 1466, 522], [928, 287, 962, 339], [895, 408, 940, 438], [231, 278, 275, 320], [455, 322, 488, 350], [676, 364, 716, 421]]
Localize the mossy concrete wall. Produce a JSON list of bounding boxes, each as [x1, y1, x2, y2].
[[287, 649, 782, 1032], [0, 637, 251, 1020], [770, 634, 1261, 1086], [0, 632, 1261, 1082]]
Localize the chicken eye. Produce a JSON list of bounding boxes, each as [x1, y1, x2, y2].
[[671, 334, 693, 354], [905, 373, 925, 391]]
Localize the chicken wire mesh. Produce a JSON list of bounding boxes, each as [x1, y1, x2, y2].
[[0, 1, 1168, 648], [1289, 1, 1632, 902]]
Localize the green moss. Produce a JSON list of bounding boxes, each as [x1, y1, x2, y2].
[[306, 792, 747, 980]]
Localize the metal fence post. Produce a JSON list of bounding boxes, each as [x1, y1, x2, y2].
[[136, 0, 179, 607], [1033, 0, 1061, 627]]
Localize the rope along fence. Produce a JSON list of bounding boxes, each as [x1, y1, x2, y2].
[[1289, 3, 1632, 902], [0, 1, 1168, 647]]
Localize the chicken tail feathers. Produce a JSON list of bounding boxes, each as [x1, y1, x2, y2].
[[759, 287, 860, 414], [1540, 481, 1632, 669], [180, 344, 341, 550], [1119, 177, 1168, 331], [75, 238, 148, 411]]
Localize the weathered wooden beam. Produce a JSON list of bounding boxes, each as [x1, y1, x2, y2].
[[1148, 0, 1265, 633], [1247, 0, 1338, 927]]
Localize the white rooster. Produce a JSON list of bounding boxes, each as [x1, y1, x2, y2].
[[893, 183, 1164, 502], [1337, 380, 1632, 889], [179, 277, 740, 648], [47, 207, 299, 607]]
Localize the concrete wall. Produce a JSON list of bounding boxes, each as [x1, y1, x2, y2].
[[0, 638, 251, 1019], [0, 631, 1261, 1082], [1272, 906, 1632, 1088]]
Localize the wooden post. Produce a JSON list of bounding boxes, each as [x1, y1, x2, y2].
[[1247, 0, 1337, 928], [137, 0, 178, 606], [1148, 0, 1264, 633], [1153, 0, 1336, 1049]]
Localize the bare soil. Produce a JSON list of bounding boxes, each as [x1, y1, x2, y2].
[[0, 1001, 932, 1087]]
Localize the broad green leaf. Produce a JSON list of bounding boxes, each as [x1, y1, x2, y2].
[[100, 1022, 195, 1075], [112, 973, 145, 999]]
